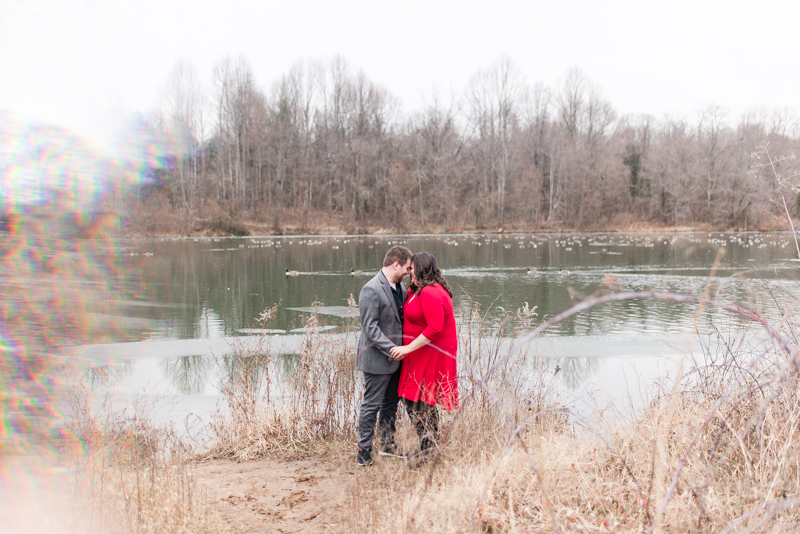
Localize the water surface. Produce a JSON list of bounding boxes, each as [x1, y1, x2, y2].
[[79, 232, 800, 423]]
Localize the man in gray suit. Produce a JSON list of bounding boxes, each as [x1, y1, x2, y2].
[[356, 245, 413, 466]]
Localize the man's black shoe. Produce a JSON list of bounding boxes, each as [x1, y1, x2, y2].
[[378, 444, 408, 459], [357, 447, 372, 466]]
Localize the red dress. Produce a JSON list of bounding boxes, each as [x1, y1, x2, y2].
[[397, 284, 459, 410]]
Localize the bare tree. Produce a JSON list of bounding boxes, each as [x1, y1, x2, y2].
[[154, 60, 207, 221], [211, 56, 266, 214], [520, 82, 554, 223], [696, 105, 731, 222], [555, 68, 617, 225], [409, 89, 463, 229], [468, 57, 522, 227]]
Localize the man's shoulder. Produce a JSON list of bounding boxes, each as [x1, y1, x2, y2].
[[364, 271, 385, 288], [359, 272, 384, 295]]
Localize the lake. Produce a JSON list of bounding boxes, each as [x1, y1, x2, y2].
[[74, 232, 800, 424]]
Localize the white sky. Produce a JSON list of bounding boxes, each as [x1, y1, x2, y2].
[[2, 0, 799, 149]]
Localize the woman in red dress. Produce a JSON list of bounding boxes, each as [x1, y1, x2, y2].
[[389, 252, 458, 460]]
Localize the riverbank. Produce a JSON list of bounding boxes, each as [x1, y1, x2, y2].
[[119, 204, 790, 238]]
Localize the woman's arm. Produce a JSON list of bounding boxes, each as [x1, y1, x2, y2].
[[389, 333, 430, 360], [419, 289, 445, 340], [389, 287, 445, 360]]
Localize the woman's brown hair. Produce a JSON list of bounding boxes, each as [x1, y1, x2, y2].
[[408, 252, 453, 298]]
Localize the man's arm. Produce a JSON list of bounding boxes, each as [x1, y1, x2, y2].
[[359, 284, 396, 357]]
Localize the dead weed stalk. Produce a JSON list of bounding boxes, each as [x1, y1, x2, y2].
[[201, 297, 361, 460]]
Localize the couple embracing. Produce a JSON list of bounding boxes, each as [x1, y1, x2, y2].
[[355, 246, 458, 467]]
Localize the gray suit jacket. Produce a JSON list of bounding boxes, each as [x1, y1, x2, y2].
[[356, 270, 406, 375]]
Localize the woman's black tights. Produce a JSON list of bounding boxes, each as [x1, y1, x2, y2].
[[403, 398, 439, 454]]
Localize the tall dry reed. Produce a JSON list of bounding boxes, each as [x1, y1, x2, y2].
[[201, 296, 362, 460]]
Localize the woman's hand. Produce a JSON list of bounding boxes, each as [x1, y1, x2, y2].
[[390, 334, 432, 360], [390, 345, 412, 360]]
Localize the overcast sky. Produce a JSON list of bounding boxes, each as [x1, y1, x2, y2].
[[2, 0, 799, 148]]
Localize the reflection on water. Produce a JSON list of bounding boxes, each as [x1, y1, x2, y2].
[[79, 232, 799, 422], [161, 355, 211, 395], [554, 356, 592, 390]]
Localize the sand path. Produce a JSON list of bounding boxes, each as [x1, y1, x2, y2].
[[195, 453, 357, 533]]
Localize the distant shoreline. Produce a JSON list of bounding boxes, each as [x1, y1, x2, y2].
[[119, 219, 793, 239]]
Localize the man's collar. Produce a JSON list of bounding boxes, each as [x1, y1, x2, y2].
[[379, 269, 404, 291], [380, 268, 395, 285]]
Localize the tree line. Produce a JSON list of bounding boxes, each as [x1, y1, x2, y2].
[[129, 56, 800, 233]]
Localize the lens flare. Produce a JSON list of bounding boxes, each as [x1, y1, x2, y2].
[[1, 109, 186, 531]]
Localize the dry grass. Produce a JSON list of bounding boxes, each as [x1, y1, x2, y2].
[[63, 389, 232, 534], [7, 243, 794, 533], [338, 288, 800, 533], [202, 211, 250, 236], [200, 298, 362, 460]]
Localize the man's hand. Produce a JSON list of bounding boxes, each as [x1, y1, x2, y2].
[[390, 345, 411, 360]]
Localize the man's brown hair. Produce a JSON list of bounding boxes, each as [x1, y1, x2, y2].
[[382, 245, 413, 267]]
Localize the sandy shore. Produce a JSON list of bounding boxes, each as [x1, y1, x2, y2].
[[194, 449, 414, 533]]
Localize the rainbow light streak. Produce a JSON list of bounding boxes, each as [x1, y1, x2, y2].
[[1, 109, 192, 529]]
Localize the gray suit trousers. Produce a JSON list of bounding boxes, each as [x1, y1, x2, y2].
[[358, 367, 402, 450]]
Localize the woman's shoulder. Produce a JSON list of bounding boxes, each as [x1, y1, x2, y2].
[[421, 283, 449, 300]]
